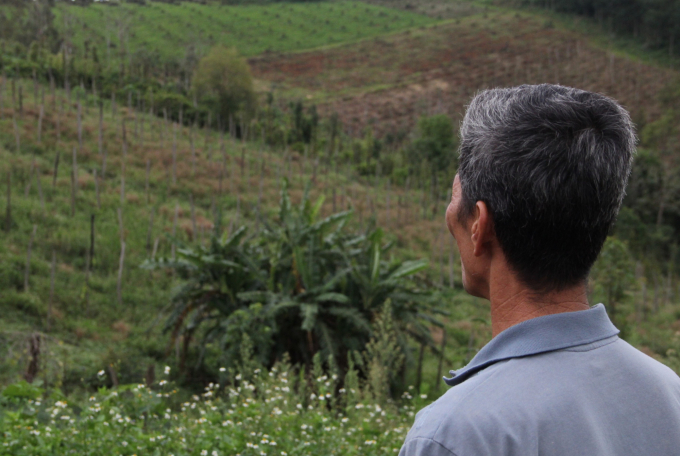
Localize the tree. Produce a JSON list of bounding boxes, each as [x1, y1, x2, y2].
[[192, 46, 256, 123], [591, 237, 635, 317]]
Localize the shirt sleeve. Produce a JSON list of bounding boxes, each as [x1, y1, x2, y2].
[[399, 437, 459, 456]]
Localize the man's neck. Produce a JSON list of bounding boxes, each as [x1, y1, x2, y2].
[[488, 270, 589, 337]]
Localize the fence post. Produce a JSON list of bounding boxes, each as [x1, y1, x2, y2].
[[24, 224, 37, 292], [48, 250, 56, 331], [434, 329, 447, 392], [71, 147, 77, 216], [5, 171, 11, 232]]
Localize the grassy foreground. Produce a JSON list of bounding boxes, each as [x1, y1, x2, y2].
[[0, 356, 423, 456]]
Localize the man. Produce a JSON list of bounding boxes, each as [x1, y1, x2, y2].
[[400, 84, 680, 456]]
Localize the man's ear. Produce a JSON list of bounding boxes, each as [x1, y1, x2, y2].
[[471, 200, 493, 257]]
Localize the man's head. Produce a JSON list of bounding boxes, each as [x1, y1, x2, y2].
[[446, 84, 636, 296]]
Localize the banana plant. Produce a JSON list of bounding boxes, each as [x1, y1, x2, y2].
[[145, 181, 441, 377]]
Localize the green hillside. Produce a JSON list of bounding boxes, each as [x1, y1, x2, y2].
[[54, 1, 438, 62]]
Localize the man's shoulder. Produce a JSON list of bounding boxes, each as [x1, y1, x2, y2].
[[401, 337, 680, 456]]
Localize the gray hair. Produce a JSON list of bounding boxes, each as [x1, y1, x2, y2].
[[458, 84, 636, 291]]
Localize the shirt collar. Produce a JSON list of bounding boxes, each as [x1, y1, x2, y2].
[[444, 304, 619, 386]]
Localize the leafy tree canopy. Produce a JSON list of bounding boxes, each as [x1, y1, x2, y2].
[[192, 45, 256, 123]]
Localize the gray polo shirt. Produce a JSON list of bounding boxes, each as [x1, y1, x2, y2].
[[400, 304, 680, 456]]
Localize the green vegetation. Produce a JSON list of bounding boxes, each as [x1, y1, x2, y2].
[[2, 0, 680, 452], [193, 46, 256, 121], [0, 311, 420, 456], [146, 182, 439, 374], [53, 1, 437, 63]]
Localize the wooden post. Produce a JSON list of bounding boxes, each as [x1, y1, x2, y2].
[[85, 214, 95, 313], [5, 171, 11, 232], [101, 145, 107, 177], [117, 207, 124, 242], [117, 207, 125, 308], [146, 207, 155, 255], [415, 342, 425, 393], [145, 159, 151, 205], [37, 103, 44, 144], [162, 107, 167, 147], [71, 147, 77, 217], [190, 193, 197, 241], [24, 224, 37, 292], [111, 92, 116, 118], [434, 329, 447, 392], [190, 123, 196, 175], [0, 73, 4, 120], [94, 169, 101, 209], [77, 95, 83, 154], [12, 110, 20, 153], [117, 240, 126, 307], [152, 238, 159, 261], [241, 147, 245, 179], [172, 122, 177, 185], [140, 101, 145, 149], [98, 101, 103, 156], [56, 99, 61, 144], [48, 250, 56, 331], [34, 165, 45, 212], [25, 160, 34, 197], [52, 150, 60, 188], [171, 203, 178, 260], [120, 120, 127, 205]]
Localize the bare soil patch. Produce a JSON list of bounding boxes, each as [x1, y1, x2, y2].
[[251, 12, 674, 136]]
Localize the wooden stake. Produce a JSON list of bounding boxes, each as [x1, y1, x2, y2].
[[85, 214, 95, 312], [151, 237, 159, 261], [52, 150, 60, 188], [71, 147, 77, 216], [161, 107, 167, 147], [190, 193, 197, 241], [171, 203, 178, 260], [12, 110, 20, 153], [37, 103, 44, 144], [434, 329, 447, 392], [77, 95, 83, 154], [94, 169, 101, 209], [98, 101, 103, 156], [0, 73, 4, 120], [118, 207, 124, 242], [146, 207, 155, 255], [117, 240, 126, 307], [120, 120, 127, 205], [56, 99, 62, 144], [172, 122, 177, 185], [24, 224, 37, 292], [190, 123, 196, 175], [415, 342, 425, 393], [145, 159, 151, 205], [48, 250, 56, 331], [34, 164, 45, 211], [5, 171, 11, 232], [102, 145, 107, 177]]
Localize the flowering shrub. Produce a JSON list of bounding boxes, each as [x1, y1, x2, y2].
[[0, 360, 425, 456]]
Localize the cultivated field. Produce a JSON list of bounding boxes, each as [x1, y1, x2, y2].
[[54, 1, 438, 61], [250, 9, 675, 135]]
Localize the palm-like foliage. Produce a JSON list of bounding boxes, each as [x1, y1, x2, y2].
[[144, 181, 441, 376]]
